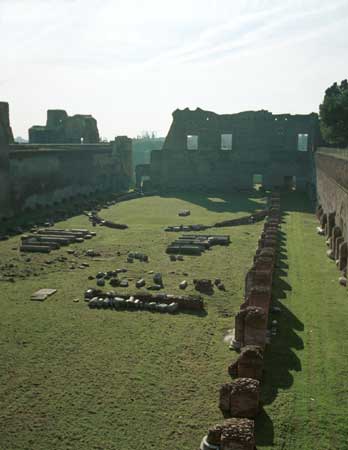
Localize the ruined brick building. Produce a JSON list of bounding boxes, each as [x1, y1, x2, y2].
[[147, 107, 321, 192], [29, 109, 100, 144], [0, 102, 132, 220]]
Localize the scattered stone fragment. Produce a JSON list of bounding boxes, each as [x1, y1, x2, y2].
[[316, 226, 325, 235], [178, 209, 191, 217], [179, 280, 188, 290], [97, 278, 105, 287], [136, 278, 146, 288], [86, 249, 100, 257], [120, 279, 129, 288], [194, 279, 213, 294], [153, 273, 163, 286], [339, 276, 347, 286], [326, 249, 334, 259], [147, 285, 162, 291]]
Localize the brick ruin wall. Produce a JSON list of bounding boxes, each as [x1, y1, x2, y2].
[[316, 149, 348, 241], [0, 102, 132, 220], [150, 108, 321, 193]]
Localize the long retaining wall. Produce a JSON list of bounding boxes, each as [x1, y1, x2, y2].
[[199, 193, 281, 450], [0, 139, 132, 220], [316, 148, 348, 243], [316, 148, 348, 284]]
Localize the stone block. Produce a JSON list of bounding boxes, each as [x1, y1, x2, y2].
[[246, 286, 271, 315], [220, 418, 255, 450], [244, 314, 267, 348], [229, 378, 260, 418], [245, 268, 272, 299], [206, 418, 255, 450]]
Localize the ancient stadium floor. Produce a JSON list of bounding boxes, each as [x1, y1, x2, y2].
[[1, 192, 347, 450]]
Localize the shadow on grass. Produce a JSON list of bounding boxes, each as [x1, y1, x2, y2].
[[256, 208, 304, 447], [0, 191, 123, 235], [159, 191, 266, 214]]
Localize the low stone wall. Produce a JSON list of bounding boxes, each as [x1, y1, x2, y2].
[[199, 193, 281, 450]]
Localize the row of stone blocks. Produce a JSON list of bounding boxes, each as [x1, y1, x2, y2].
[[317, 207, 348, 275], [200, 193, 281, 450]]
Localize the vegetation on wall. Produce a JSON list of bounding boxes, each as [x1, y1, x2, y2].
[[320, 79, 348, 146]]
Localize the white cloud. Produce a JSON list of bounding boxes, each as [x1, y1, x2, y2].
[[0, 0, 347, 139]]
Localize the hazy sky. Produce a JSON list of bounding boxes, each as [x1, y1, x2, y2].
[[1, 0, 348, 140]]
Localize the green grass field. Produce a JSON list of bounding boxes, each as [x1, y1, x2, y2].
[[258, 193, 348, 450], [1, 192, 348, 450], [0, 192, 265, 450]]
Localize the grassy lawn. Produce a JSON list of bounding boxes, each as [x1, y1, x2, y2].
[[2, 191, 348, 450], [0, 192, 266, 450], [258, 192, 348, 450]]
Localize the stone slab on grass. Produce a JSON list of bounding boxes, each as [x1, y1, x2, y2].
[[30, 288, 57, 301]]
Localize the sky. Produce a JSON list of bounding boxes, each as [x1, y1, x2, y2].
[[0, 0, 348, 140]]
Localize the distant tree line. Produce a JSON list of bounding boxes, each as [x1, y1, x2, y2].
[[133, 131, 165, 170]]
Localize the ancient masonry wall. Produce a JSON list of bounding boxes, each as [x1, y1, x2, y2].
[[316, 148, 348, 280], [150, 108, 320, 193], [200, 193, 281, 450], [0, 140, 132, 220], [0, 102, 132, 220]]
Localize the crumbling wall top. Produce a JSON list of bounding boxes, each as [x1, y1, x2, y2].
[[29, 109, 100, 144]]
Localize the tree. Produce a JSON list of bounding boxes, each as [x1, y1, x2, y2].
[[319, 79, 348, 146]]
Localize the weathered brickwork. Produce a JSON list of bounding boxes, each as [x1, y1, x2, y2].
[[316, 147, 348, 280], [0, 103, 132, 220], [151, 108, 320, 192], [29, 109, 100, 144], [316, 148, 348, 242]]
